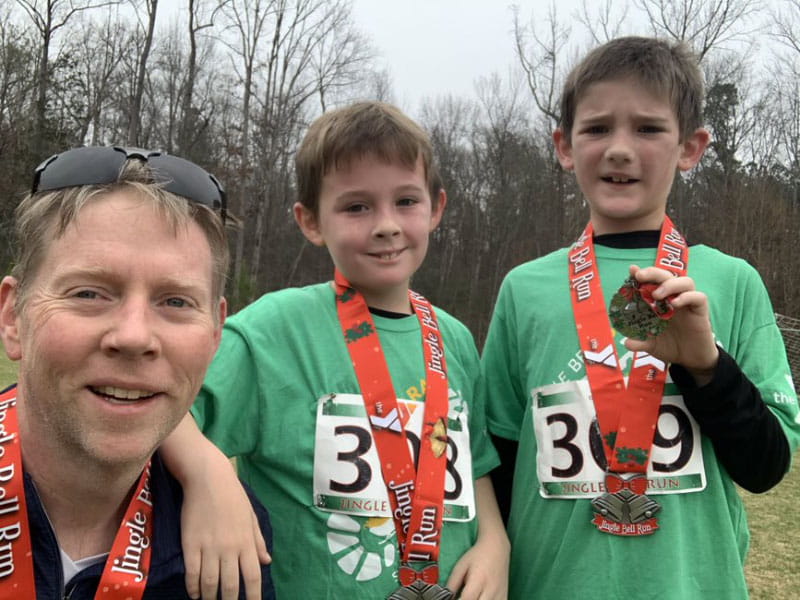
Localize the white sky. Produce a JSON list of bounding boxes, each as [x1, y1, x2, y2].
[[350, 0, 583, 112]]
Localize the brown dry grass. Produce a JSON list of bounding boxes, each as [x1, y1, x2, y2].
[[743, 453, 800, 599]]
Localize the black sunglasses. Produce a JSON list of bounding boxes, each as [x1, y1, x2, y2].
[[32, 146, 227, 221]]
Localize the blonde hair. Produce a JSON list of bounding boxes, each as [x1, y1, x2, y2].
[[12, 160, 229, 306]]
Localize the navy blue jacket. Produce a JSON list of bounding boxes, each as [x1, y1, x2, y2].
[[27, 451, 275, 599]]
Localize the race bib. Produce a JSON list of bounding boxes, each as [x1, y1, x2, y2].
[[532, 380, 706, 498], [313, 392, 475, 521]]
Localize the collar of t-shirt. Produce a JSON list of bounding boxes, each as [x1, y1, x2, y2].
[[369, 306, 414, 319], [61, 547, 108, 588], [593, 229, 696, 249]]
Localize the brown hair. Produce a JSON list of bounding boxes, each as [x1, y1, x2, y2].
[[559, 36, 704, 142], [295, 101, 442, 214], [11, 159, 229, 307]]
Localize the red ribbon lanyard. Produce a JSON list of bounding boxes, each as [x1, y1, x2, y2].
[[334, 270, 449, 584], [568, 218, 688, 472], [0, 387, 153, 599]]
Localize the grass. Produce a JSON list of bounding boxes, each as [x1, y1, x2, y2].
[[743, 459, 800, 599], [0, 352, 15, 391], [0, 353, 796, 595]]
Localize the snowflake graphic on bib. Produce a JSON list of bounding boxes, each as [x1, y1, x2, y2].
[[326, 513, 396, 581]]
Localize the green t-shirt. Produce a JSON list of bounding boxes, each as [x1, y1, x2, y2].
[[482, 243, 800, 599], [193, 282, 499, 598]]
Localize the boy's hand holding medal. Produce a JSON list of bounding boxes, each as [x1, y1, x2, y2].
[[612, 265, 719, 386]]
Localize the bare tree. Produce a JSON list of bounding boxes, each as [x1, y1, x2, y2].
[[58, 8, 127, 144], [14, 0, 120, 156], [576, 0, 631, 44], [126, 0, 157, 145], [634, 0, 762, 61], [176, 0, 229, 157], [512, 2, 571, 129]]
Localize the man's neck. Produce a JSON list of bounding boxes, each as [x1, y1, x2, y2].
[[20, 418, 147, 560]]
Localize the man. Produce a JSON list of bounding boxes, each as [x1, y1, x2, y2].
[[0, 147, 275, 599]]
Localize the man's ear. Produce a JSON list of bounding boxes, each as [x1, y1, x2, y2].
[[429, 188, 447, 231], [213, 297, 227, 347], [553, 128, 575, 171], [0, 277, 22, 361], [678, 127, 711, 171], [292, 202, 325, 247]]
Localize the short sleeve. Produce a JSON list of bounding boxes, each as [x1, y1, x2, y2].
[[191, 323, 263, 457]]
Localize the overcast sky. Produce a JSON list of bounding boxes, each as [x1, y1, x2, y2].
[[350, 0, 581, 112]]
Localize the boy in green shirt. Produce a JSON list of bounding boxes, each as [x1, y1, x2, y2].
[[483, 36, 800, 598], [166, 101, 509, 599]]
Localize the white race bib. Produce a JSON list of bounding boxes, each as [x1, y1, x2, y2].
[[313, 392, 476, 521], [532, 380, 706, 498]]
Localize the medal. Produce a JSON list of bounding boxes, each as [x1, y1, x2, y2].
[[387, 580, 454, 600], [568, 218, 689, 536], [609, 277, 674, 340], [591, 473, 661, 536]]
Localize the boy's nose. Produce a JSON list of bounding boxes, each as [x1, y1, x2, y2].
[[373, 209, 401, 238], [605, 133, 634, 163]]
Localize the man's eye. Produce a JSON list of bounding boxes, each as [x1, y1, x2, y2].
[[165, 297, 188, 308], [344, 204, 367, 213], [639, 125, 663, 134], [397, 197, 418, 206], [73, 290, 98, 299]]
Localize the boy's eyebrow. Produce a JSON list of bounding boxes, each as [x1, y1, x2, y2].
[[576, 111, 673, 124], [335, 183, 426, 201]]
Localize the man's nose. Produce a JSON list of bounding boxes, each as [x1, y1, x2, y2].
[[100, 297, 160, 358]]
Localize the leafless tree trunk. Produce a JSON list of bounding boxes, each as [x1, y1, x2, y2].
[[126, 0, 157, 146], [15, 0, 119, 156]]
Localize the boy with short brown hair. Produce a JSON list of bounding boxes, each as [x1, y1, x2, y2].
[[176, 101, 509, 599], [482, 37, 800, 598]]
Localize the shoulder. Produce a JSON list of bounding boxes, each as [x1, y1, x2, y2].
[[228, 282, 333, 324], [691, 245, 756, 271], [689, 245, 766, 287], [223, 283, 336, 345], [505, 247, 570, 280], [430, 304, 475, 343], [492, 247, 571, 311]]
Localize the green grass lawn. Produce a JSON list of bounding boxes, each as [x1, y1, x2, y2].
[[0, 352, 796, 595]]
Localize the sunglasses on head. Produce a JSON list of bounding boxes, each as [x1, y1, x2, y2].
[[32, 146, 227, 221]]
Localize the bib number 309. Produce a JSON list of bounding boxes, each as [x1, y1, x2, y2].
[[532, 381, 706, 498]]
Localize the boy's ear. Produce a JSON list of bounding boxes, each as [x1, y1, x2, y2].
[[553, 128, 574, 170], [0, 276, 22, 361], [428, 188, 447, 231], [677, 127, 710, 171], [292, 202, 325, 247]]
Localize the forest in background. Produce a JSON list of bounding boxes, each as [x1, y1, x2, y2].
[[0, 0, 798, 348]]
